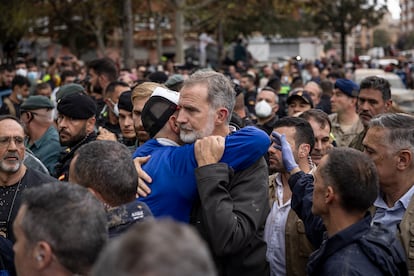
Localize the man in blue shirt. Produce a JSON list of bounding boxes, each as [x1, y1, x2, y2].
[[135, 71, 270, 276], [134, 86, 269, 222]]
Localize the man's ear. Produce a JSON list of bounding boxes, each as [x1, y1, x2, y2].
[[326, 185, 335, 204], [216, 108, 229, 125], [272, 103, 279, 113], [169, 114, 180, 134], [384, 99, 393, 112], [33, 241, 53, 270], [298, 144, 311, 158], [86, 117, 96, 133], [396, 149, 412, 171]]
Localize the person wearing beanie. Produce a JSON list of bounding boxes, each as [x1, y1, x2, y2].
[[54, 93, 97, 181], [117, 91, 136, 152], [20, 95, 60, 174], [96, 91, 137, 153], [328, 79, 364, 147]]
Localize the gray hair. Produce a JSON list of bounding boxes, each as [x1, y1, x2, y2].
[[91, 219, 217, 276], [369, 113, 414, 155], [20, 182, 108, 275], [72, 140, 138, 206], [183, 70, 236, 124]]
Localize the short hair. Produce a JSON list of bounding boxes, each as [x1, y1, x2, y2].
[[104, 80, 130, 98], [259, 87, 279, 104], [91, 219, 217, 276], [266, 77, 281, 92], [71, 140, 138, 206], [273, 116, 315, 152], [300, 109, 331, 131], [19, 182, 107, 275], [241, 73, 255, 83], [304, 81, 322, 98], [11, 75, 30, 89], [319, 148, 378, 212], [0, 64, 14, 73], [320, 79, 333, 96], [369, 113, 414, 155], [88, 58, 118, 82], [60, 70, 77, 83], [359, 76, 391, 101], [183, 70, 235, 124], [131, 81, 165, 102], [34, 82, 51, 94]]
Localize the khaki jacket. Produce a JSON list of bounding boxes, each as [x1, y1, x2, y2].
[[269, 174, 314, 276], [399, 193, 414, 275]]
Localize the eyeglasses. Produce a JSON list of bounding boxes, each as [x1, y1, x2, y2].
[[0, 136, 25, 147]]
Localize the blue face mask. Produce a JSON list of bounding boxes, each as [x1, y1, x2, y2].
[[27, 71, 39, 81]]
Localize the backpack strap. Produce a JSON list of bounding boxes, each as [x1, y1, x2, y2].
[[3, 98, 16, 117]]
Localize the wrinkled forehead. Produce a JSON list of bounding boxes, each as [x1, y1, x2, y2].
[[0, 119, 24, 135]]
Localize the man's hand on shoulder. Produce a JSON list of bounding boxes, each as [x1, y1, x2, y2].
[[134, 155, 152, 198], [195, 136, 225, 167]]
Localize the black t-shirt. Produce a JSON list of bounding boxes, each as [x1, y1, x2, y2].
[[0, 168, 55, 242]]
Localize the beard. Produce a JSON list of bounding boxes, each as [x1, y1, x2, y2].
[[0, 153, 22, 173], [59, 125, 88, 147], [179, 115, 215, 144]]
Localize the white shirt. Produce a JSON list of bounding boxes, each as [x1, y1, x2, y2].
[[264, 173, 291, 276]]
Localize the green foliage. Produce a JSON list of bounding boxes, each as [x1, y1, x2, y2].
[[184, 0, 307, 41], [0, 0, 38, 41], [303, 0, 387, 62]]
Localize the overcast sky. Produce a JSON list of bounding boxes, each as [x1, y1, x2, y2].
[[387, 0, 400, 19]]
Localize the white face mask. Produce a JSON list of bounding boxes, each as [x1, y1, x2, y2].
[[16, 68, 28, 77], [255, 100, 273, 118], [108, 99, 119, 117], [113, 104, 119, 117]]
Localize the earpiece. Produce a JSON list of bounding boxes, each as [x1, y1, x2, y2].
[[36, 255, 43, 261]]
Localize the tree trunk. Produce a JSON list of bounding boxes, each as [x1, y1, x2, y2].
[[156, 16, 163, 64], [122, 0, 134, 69], [341, 31, 346, 64], [94, 14, 106, 57], [174, 0, 185, 65]]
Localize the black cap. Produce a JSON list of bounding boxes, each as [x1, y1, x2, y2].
[[117, 91, 133, 112], [57, 93, 97, 119]]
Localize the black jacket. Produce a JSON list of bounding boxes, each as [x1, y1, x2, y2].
[[191, 159, 270, 276], [289, 171, 407, 276], [54, 132, 97, 181], [308, 215, 407, 276]]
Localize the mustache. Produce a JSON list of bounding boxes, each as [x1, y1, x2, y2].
[[59, 129, 71, 136], [179, 124, 193, 131], [359, 111, 371, 117], [4, 153, 19, 160]]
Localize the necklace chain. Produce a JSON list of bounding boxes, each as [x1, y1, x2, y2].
[[7, 178, 23, 223]]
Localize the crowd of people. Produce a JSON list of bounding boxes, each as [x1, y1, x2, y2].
[[0, 53, 413, 276]]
